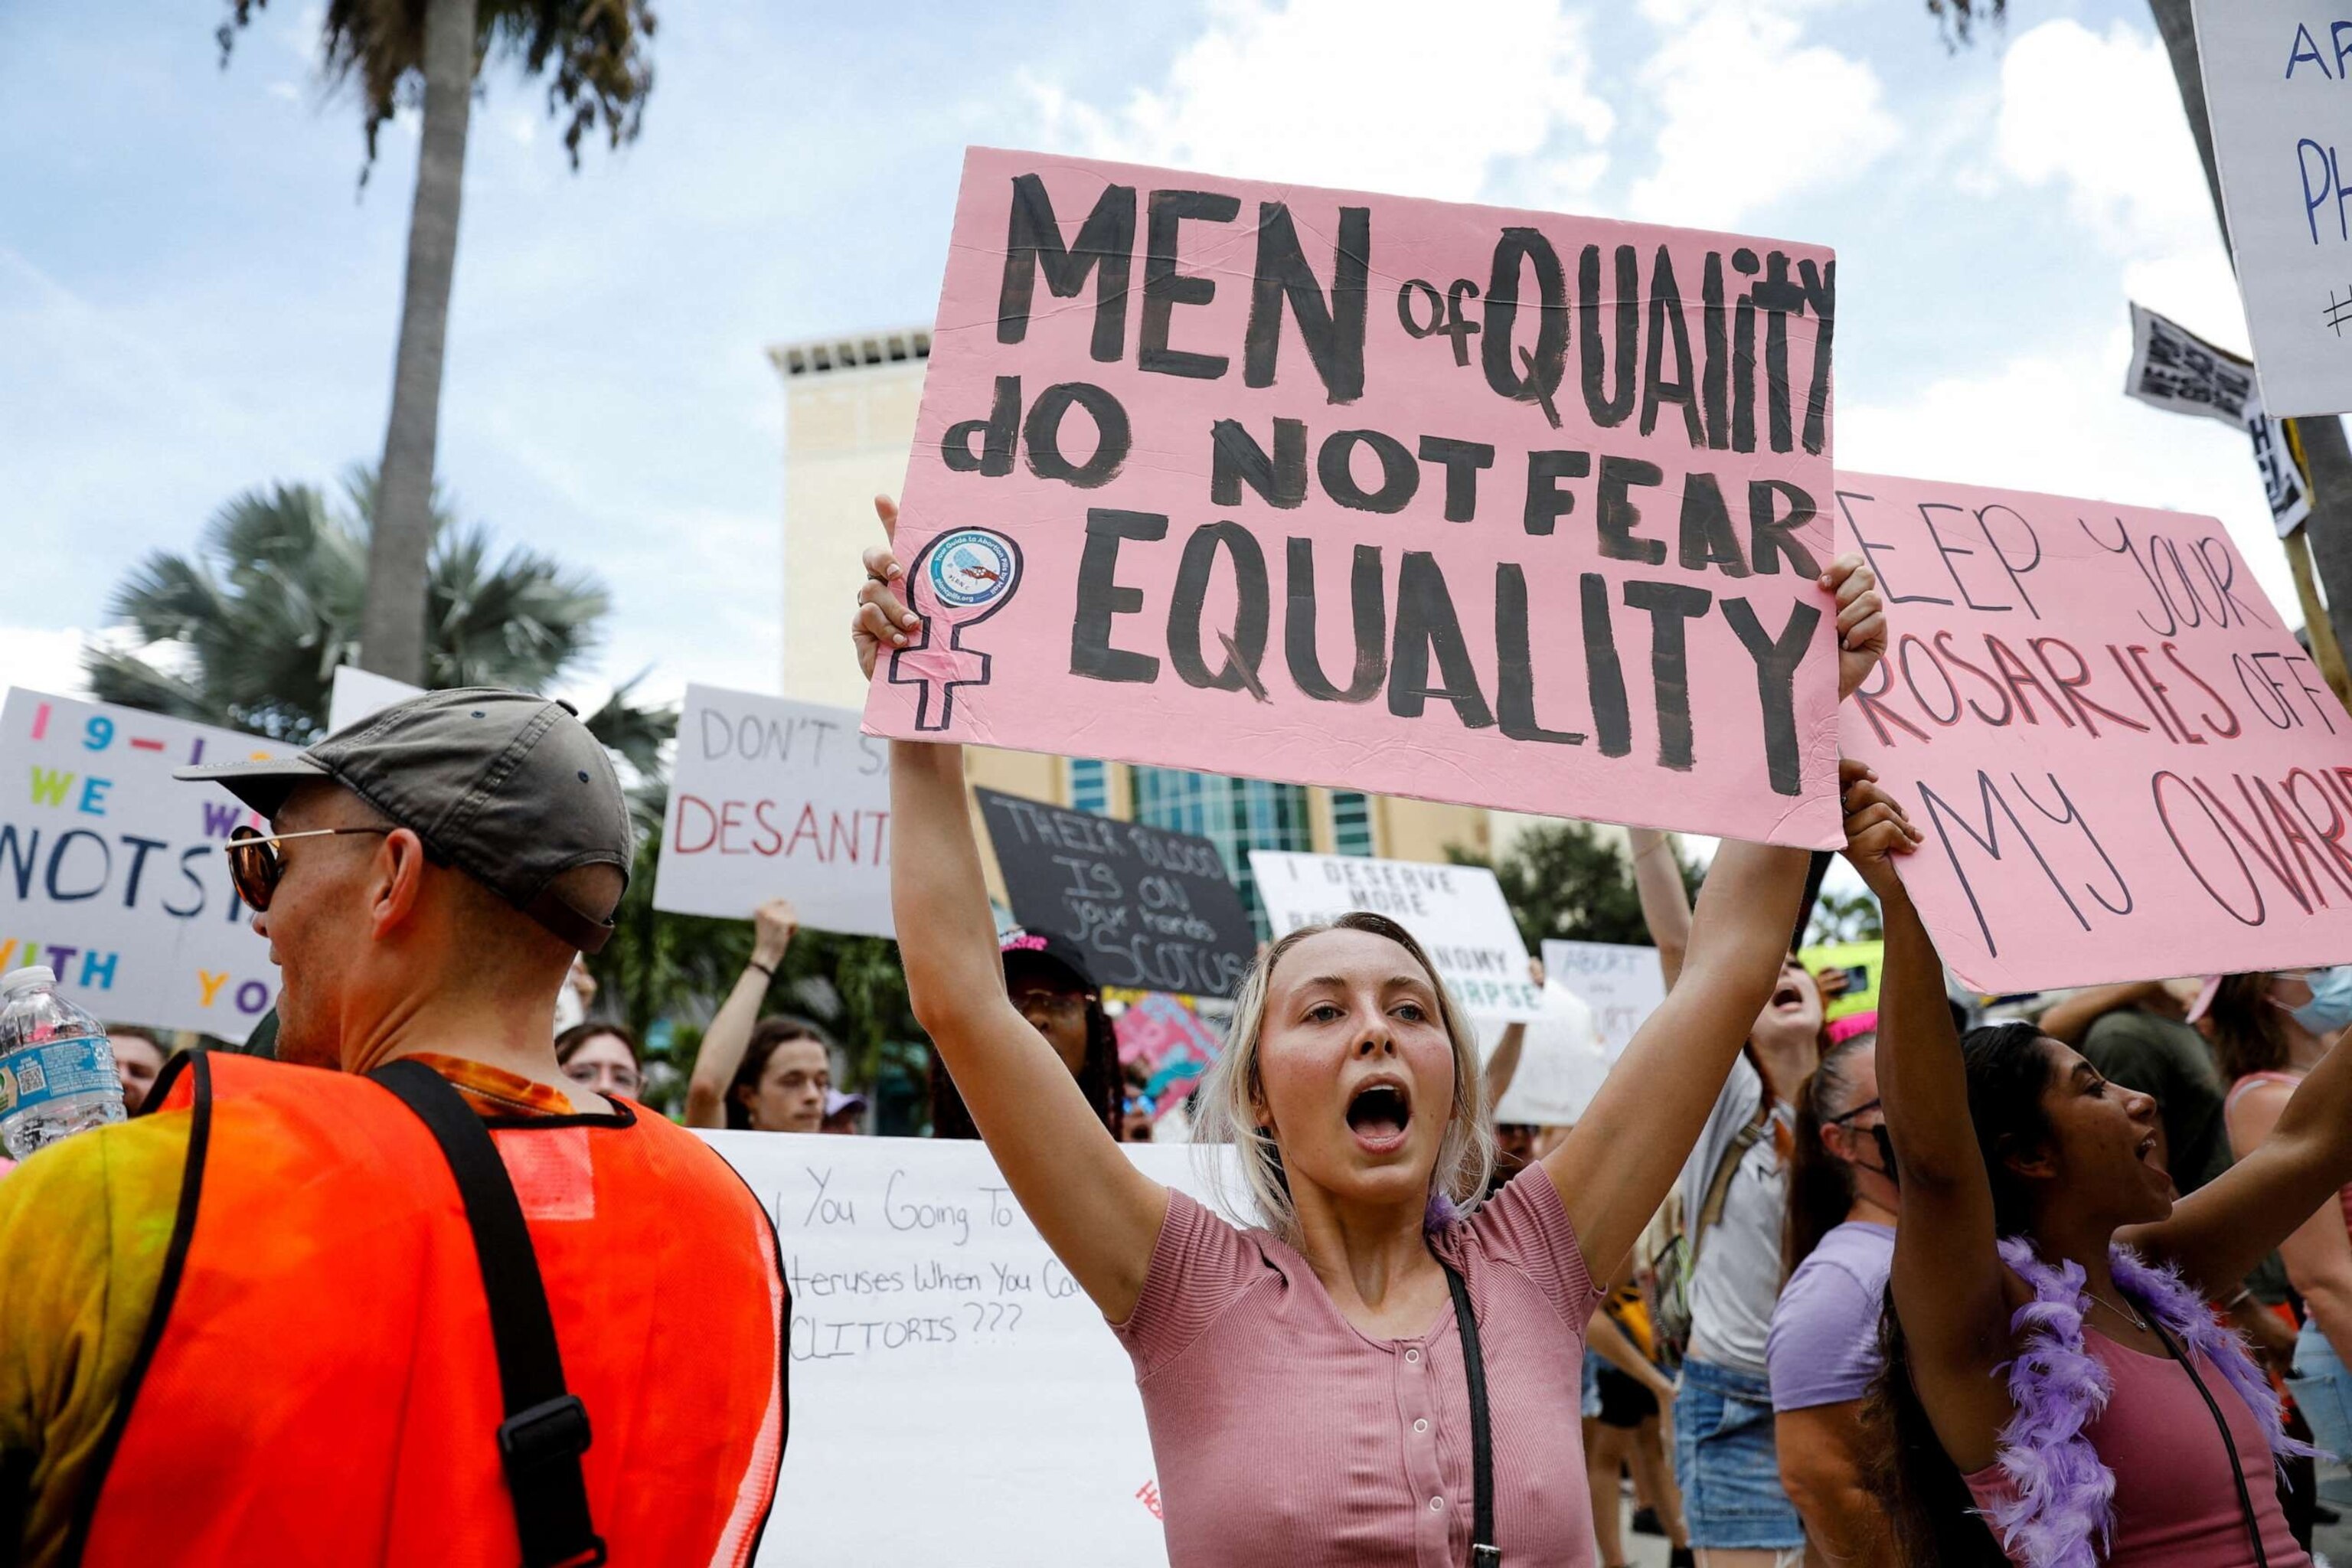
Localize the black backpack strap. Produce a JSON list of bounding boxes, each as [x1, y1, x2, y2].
[[372, 1059, 606, 1568], [1440, 1259, 1501, 1568]]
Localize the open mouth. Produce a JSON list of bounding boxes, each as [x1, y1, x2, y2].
[[1771, 982, 1805, 1012], [1345, 1080, 1412, 1149]]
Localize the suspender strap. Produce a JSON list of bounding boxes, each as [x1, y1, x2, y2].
[[2145, 1315, 2269, 1568], [372, 1060, 606, 1568], [1440, 1259, 1501, 1568]]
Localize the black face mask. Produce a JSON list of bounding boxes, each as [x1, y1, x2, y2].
[[1828, 1097, 1899, 1188]]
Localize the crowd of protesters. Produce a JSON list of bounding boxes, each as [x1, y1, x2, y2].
[[8, 494, 2352, 1568]]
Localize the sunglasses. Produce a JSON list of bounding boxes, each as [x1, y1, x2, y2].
[[224, 825, 392, 912]]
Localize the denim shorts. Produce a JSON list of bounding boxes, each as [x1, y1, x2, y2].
[[2290, 1318, 2352, 1462], [1582, 1348, 1604, 1419], [1674, 1356, 1805, 1550]]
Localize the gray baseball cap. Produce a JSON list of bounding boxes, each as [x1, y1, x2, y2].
[[175, 686, 633, 952]]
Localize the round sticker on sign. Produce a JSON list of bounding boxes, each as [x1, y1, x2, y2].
[[926, 529, 1021, 611], [889, 526, 1025, 733]]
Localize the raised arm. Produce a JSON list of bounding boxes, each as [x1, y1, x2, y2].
[[1850, 775, 2016, 1475], [857, 500, 1167, 1321], [1543, 557, 1884, 1282], [684, 897, 796, 1129], [1627, 828, 1690, 989], [2034, 981, 2157, 1047], [2125, 1021, 2352, 1298]]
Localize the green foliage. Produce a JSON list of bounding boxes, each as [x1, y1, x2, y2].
[[1926, 0, 2005, 47], [1805, 887, 1885, 947], [217, 0, 659, 174], [85, 467, 641, 744], [1449, 822, 1699, 952]]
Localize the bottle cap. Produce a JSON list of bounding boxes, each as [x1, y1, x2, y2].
[[0, 966, 57, 995]]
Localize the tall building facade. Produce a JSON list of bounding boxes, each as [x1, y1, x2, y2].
[[771, 328, 1553, 926]]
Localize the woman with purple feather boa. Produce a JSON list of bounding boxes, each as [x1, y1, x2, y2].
[[1841, 772, 2352, 1567]]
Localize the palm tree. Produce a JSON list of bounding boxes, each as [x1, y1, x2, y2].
[[216, 1, 657, 687], [84, 466, 667, 750]]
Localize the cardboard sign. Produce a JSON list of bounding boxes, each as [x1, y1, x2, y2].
[[1488, 978, 1610, 1127], [2196, 1, 2352, 416], [2122, 303, 2312, 536], [976, 789, 1254, 996], [650, 685, 893, 938], [1250, 851, 1540, 1018], [1837, 471, 2352, 991], [325, 665, 426, 734], [0, 689, 288, 1040], [1540, 939, 1667, 1060], [710, 1131, 1234, 1566], [1799, 939, 1883, 1021], [863, 146, 1844, 848]]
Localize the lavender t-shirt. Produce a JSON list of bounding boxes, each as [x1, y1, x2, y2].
[[1764, 1220, 1893, 1412]]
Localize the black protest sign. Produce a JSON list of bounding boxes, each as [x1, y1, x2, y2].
[[976, 787, 1254, 998]]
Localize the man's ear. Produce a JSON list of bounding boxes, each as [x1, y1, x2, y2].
[[368, 828, 430, 939]]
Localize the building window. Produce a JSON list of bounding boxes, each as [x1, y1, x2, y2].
[[1069, 758, 1110, 816], [1330, 790, 1374, 857], [1128, 766, 1314, 936]]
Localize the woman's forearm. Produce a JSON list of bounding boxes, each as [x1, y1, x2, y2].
[[1628, 827, 1692, 988], [1875, 882, 1978, 1190], [685, 960, 777, 1128], [890, 740, 1008, 1026]]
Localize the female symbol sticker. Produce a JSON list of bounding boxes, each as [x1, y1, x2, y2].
[[887, 527, 1025, 732]]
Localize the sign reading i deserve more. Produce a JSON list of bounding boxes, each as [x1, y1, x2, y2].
[[0, 689, 287, 1041], [1838, 472, 2352, 992], [1250, 850, 1541, 1019], [652, 684, 893, 938], [862, 147, 1844, 848], [2197, 1, 2352, 416]]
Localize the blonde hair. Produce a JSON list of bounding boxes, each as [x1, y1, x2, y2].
[[1192, 911, 1494, 1244]]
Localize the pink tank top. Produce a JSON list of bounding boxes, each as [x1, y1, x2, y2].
[[1962, 1331, 2309, 1566]]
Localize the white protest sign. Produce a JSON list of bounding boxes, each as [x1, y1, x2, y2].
[[1249, 851, 1540, 1019], [704, 1131, 1236, 1566], [0, 689, 289, 1041], [652, 684, 893, 936], [2122, 302, 2314, 536], [2197, 2, 2352, 415], [325, 665, 426, 733], [1542, 939, 1668, 1061], [1486, 978, 1610, 1127]]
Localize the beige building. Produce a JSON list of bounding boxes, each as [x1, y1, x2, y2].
[[769, 328, 1571, 916]]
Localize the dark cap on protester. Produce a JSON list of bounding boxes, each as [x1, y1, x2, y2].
[[175, 687, 633, 953], [999, 928, 1097, 993]]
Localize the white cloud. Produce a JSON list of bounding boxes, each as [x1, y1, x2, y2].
[[0, 627, 97, 700], [1027, 0, 1613, 204], [1628, 0, 1900, 229]]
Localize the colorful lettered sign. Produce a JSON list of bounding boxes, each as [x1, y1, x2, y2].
[[0, 688, 287, 1040], [1837, 473, 2352, 991], [864, 147, 1844, 848]]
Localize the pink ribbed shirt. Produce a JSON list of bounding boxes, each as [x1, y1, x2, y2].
[[1114, 1169, 1602, 1566]]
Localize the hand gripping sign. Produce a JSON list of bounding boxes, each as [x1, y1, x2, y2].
[[887, 528, 1026, 731], [863, 147, 1845, 849]]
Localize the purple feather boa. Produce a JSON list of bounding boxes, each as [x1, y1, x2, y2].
[[1981, 1236, 2321, 1568]]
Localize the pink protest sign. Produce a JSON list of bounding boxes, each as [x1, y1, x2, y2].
[[1838, 471, 2352, 992], [864, 147, 1844, 848]]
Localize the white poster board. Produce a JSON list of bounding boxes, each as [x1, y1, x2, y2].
[[2196, 1, 2352, 415], [325, 666, 426, 734], [1249, 851, 1540, 1019], [1485, 978, 1610, 1127], [652, 684, 893, 937], [1541, 939, 1668, 1062], [0, 688, 290, 1040], [2122, 302, 2313, 535], [704, 1132, 1236, 1566]]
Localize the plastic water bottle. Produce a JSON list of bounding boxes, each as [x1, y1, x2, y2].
[[0, 966, 124, 1158]]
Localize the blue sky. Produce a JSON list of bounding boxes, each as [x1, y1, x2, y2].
[[0, 0, 2292, 718]]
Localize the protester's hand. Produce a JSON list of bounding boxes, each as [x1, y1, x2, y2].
[[752, 897, 799, 969], [1838, 758, 1920, 898], [1822, 554, 1886, 701], [1814, 965, 1851, 1003], [854, 495, 916, 681], [1527, 956, 1545, 988]]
